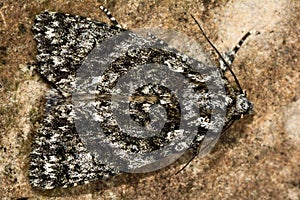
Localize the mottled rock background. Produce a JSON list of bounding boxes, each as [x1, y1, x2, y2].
[[0, 0, 299, 199]]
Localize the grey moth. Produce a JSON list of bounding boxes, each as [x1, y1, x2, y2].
[[30, 6, 254, 189]]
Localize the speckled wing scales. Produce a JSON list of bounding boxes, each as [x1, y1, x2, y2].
[[32, 11, 123, 96], [30, 89, 118, 189], [30, 11, 123, 189]]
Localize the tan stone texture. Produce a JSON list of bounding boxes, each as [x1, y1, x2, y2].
[[0, 0, 299, 199]]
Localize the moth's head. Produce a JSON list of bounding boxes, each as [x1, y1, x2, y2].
[[235, 93, 254, 117]]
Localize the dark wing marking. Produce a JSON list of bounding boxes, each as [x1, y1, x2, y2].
[[29, 89, 118, 189], [32, 11, 124, 97]]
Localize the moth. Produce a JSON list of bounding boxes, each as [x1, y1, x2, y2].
[[30, 6, 255, 189]]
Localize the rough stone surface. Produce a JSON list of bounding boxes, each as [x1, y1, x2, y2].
[[285, 99, 300, 148], [0, 0, 299, 199]]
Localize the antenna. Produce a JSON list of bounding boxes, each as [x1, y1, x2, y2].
[[100, 6, 122, 28], [190, 14, 244, 94]]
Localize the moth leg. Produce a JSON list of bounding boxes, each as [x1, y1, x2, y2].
[[219, 30, 260, 71], [100, 6, 122, 28]]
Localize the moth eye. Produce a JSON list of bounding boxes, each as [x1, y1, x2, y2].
[[241, 102, 249, 111]]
